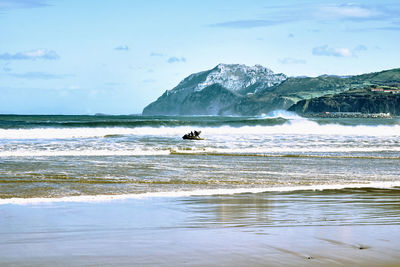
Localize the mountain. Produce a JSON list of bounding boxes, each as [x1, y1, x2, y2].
[[142, 64, 400, 116], [142, 64, 286, 115], [288, 87, 400, 115]]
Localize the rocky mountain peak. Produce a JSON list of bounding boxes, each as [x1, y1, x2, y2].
[[194, 63, 286, 93]]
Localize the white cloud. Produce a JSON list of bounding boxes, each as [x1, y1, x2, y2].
[[150, 53, 186, 64], [312, 45, 353, 57], [333, 48, 353, 57], [8, 72, 72, 79], [114, 45, 129, 51], [167, 57, 186, 63], [150, 52, 164, 57], [0, 0, 48, 10], [312, 44, 368, 57], [318, 4, 381, 20], [279, 57, 306, 64], [209, 19, 279, 28], [0, 49, 59, 60], [208, 3, 397, 31]]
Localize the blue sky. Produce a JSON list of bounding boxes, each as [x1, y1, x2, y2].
[[1, 0, 400, 114]]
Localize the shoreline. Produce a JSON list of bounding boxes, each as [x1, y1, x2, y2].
[[303, 112, 394, 118], [1, 192, 400, 266], [2, 181, 400, 205]]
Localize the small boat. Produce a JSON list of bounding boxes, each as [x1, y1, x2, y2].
[[182, 130, 203, 140]]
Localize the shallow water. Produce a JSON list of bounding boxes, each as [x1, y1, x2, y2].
[[0, 112, 399, 201]]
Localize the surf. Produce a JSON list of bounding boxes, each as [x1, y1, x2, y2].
[[2, 181, 400, 205], [1, 121, 399, 140]]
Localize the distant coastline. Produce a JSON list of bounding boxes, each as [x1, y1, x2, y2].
[[289, 87, 400, 116], [301, 112, 393, 118], [143, 64, 400, 116]]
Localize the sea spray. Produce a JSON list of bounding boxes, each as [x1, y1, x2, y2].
[[1, 120, 399, 140]]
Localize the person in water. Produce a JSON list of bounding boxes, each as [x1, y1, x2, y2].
[[183, 130, 201, 139]]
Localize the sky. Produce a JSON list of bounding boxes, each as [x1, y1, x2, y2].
[[1, 0, 400, 114]]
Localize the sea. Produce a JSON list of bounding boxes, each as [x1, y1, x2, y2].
[[0, 111, 399, 204], [1, 111, 400, 265]]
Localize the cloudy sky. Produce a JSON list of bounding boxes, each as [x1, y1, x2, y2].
[[1, 0, 399, 114]]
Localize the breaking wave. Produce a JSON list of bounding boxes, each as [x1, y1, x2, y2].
[[2, 181, 400, 205], [0, 119, 399, 140]]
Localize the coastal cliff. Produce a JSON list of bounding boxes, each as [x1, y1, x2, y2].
[[143, 65, 400, 116], [288, 87, 400, 116]]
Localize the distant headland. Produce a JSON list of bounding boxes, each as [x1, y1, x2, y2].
[[142, 64, 400, 116]]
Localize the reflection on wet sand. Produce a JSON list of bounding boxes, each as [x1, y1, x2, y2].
[[180, 193, 273, 227], [2, 188, 400, 266], [180, 188, 400, 228]]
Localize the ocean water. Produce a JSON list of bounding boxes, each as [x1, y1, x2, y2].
[[2, 111, 400, 265], [1, 111, 399, 203]]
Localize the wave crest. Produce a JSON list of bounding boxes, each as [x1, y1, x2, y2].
[[0, 120, 399, 140], [2, 182, 400, 205]]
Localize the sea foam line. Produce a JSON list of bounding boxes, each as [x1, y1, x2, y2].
[[1, 181, 400, 205], [0, 150, 171, 157], [2, 147, 400, 158], [0, 120, 399, 140]]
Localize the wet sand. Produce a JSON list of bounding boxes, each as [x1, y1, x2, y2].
[[1, 191, 400, 266]]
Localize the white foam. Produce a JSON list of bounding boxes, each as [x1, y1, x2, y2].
[[0, 127, 140, 139], [262, 110, 304, 120], [0, 120, 399, 140], [172, 146, 400, 154], [2, 145, 398, 158], [0, 149, 170, 157], [2, 181, 400, 205]]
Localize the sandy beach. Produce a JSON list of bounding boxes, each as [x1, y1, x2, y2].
[[2, 190, 400, 266]]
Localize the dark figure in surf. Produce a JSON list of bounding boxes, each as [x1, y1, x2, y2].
[[183, 130, 202, 140]]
